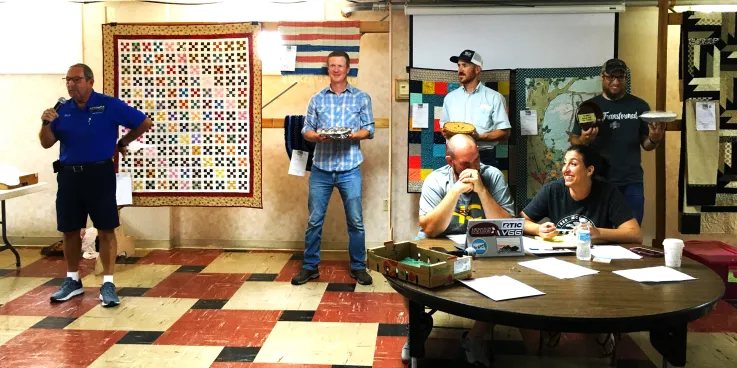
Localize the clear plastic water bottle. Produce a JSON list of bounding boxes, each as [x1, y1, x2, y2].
[[576, 219, 592, 261]]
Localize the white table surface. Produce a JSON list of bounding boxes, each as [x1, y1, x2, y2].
[[0, 182, 49, 201]]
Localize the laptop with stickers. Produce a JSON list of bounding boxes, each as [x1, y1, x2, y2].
[[456, 218, 526, 257]]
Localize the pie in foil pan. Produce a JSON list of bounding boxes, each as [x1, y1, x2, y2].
[[640, 111, 677, 124], [317, 127, 352, 139]]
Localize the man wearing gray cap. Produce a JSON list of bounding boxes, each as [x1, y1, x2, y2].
[[440, 49, 511, 167], [569, 58, 665, 225]]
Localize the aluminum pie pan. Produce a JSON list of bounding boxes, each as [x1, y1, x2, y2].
[[317, 127, 352, 139], [640, 111, 677, 124]]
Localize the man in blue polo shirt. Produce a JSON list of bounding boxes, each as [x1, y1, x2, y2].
[[441, 50, 511, 167], [39, 63, 152, 307], [291, 50, 375, 286]]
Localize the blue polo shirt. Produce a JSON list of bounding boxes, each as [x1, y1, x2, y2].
[[51, 90, 146, 165]]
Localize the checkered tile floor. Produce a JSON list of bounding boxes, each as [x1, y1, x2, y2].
[[1, 247, 736, 367]]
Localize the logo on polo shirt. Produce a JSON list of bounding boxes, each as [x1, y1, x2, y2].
[[89, 106, 105, 114]]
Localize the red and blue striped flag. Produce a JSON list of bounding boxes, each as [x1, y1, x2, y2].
[[277, 21, 360, 77]]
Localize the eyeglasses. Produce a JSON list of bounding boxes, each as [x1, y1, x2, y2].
[[603, 74, 626, 82], [63, 77, 87, 84]]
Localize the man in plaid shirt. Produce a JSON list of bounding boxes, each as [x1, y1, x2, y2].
[[291, 50, 375, 286]]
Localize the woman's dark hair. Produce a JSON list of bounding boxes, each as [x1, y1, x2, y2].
[[566, 144, 603, 174]]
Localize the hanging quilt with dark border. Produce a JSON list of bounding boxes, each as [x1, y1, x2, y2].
[[406, 67, 515, 195]]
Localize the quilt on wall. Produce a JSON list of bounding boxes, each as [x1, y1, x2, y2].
[[514, 68, 631, 212], [407, 68, 514, 194], [679, 11, 737, 234], [103, 23, 262, 208]]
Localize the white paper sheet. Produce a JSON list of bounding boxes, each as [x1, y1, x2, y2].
[[434, 106, 443, 123], [696, 101, 716, 131], [590, 246, 643, 260], [522, 237, 575, 255], [613, 266, 697, 283], [460, 275, 545, 301], [446, 234, 467, 246], [288, 149, 308, 176], [520, 110, 538, 135], [115, 173, 133, 206], [281, 45, 297, 71], [411, 103, 429, 129], [518, 258, 599, 279]]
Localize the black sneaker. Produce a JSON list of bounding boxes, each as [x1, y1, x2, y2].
[[401, 312, 434, 364], [291, 268, 320, 285], [350, 269, 373, 285]]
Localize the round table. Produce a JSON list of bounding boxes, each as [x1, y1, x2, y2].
[[387, 238, 725, 367]]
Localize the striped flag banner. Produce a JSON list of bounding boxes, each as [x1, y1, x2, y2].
[[277, 21, 360, 77]]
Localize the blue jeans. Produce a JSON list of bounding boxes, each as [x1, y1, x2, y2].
[[617, 183, 644, 225], [304, 166, 366, 271]]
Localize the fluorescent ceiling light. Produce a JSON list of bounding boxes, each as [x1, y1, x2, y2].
[[405, 4, 625, 16]]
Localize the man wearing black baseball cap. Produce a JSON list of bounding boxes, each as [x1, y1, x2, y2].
[[440, 49, 511, 167], [569, 58, 665, 225]]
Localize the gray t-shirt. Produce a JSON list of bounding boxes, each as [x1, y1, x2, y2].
[[417, 164, 515, 239]]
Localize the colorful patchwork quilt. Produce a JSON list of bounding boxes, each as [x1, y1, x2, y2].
[[679, 11, 737, 233], [406, 68, 514, 195], [103, 23, 262, 208]]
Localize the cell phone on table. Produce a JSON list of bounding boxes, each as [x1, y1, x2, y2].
[[629, 247, 664, 257]]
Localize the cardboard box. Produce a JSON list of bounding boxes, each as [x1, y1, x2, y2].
[[367, 241, 472, 288], [0, 172, 39, 190], [94, 225, 136, 275]]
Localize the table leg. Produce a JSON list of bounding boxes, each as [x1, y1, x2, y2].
[[408, 299, 426, 361], [0, 200, 21, 268], [650, 322, 687, 367]]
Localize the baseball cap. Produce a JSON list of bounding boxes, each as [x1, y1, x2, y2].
[[602, 58, 627, 74], [450, 50, 483, 68]]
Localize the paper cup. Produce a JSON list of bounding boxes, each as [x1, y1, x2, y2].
[[663, 238, 685, 267]]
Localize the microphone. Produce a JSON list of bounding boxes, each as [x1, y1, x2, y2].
[[43, 97, 67, 125]]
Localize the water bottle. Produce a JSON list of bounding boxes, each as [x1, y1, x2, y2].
[[576, 219, 592, 261]]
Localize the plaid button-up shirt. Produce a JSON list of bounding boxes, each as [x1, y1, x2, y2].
[[302, 84, 375, 172]]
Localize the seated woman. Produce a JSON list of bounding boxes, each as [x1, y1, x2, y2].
[[522, 144, 642, 244]]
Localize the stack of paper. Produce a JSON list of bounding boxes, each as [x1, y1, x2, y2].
[[446, 234, 467, 246], [613, 266, 697, 283], [460, 275, 545, 301], [518, 258, 599, 279], [522, 237, 575, 255], [590, 246, 643, 260]]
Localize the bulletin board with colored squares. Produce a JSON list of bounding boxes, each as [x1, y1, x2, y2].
[[406, 68, 516, 196]]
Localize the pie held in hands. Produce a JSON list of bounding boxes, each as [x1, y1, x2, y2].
[[443, 122, 476, 135]]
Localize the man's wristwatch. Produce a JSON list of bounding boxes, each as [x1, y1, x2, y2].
[[117, 140, 128, 149]]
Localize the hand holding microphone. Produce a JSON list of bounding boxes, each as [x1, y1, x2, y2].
[[41, 97, 67, 126]]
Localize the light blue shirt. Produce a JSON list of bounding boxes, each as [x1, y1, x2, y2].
[[302, 84, 375, 172], [440, 83, 511, 150]]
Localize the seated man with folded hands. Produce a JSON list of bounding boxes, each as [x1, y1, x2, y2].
[[402, 134, 515, 367]]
